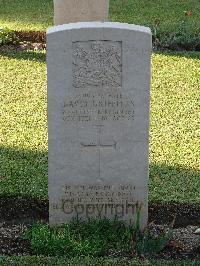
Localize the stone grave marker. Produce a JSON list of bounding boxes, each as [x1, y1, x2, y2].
[[47, 22, 152, 228], [53, 0, 109, 25]]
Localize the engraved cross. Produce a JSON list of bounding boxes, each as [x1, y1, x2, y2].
[[81, 125, 117, 178]]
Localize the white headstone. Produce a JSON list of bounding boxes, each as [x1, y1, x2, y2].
[[53, 0, 109, 25], [47, 22, 152, 228]]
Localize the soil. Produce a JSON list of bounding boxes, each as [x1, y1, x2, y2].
[[0, 30, 46, 52], [149, 203, 200, 228], [0, 197, 48, 225], [0, 197, 199, 259], [11, 30, 200, 51], [0, 42, 46, 52], [15, 31, 46, 44], [0, 29, 199, 53]]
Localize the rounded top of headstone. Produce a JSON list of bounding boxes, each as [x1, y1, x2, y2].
[[47, 22, 152, 35]]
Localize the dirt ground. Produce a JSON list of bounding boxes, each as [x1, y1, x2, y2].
[[0, 197, 199, 259]]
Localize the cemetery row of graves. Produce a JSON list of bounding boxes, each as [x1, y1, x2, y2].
[[0, 0, 200, 51], [0, 0, 200, 265]]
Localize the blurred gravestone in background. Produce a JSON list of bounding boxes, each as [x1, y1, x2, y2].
[[53, 0, 109, 25]]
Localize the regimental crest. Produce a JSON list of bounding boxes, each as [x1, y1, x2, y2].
[[72, 41, 122, 88]]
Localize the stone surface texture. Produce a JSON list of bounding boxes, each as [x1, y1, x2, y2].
[[53, 0, 109, 25], [47, 22, 152, 228]]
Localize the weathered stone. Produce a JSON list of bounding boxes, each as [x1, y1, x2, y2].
[[53, 0, 109, 25], [194, 228, 200, 235], [47, 22, 152, 228]]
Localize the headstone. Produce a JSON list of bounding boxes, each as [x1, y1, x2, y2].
[[47, 22, 152, 228], [53, 0, 109, 25]]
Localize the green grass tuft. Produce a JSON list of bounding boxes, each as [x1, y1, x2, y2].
[[0, 27, 18, 45], [23, 219, 172, 257], [23, 219, 132, 257]]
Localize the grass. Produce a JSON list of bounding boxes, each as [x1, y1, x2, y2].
[[0, 51, 47, 198], [0, 0, 53, 32], [150, 51, 200, 203], [23, 220, 132, 257], [0, 256, 199, 266], [23, 218, 170, 257], [0, 0, 199, 49], [0, 50, 199, 202], [0, 0, 199, 33], [110, 0, 200, 49]]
